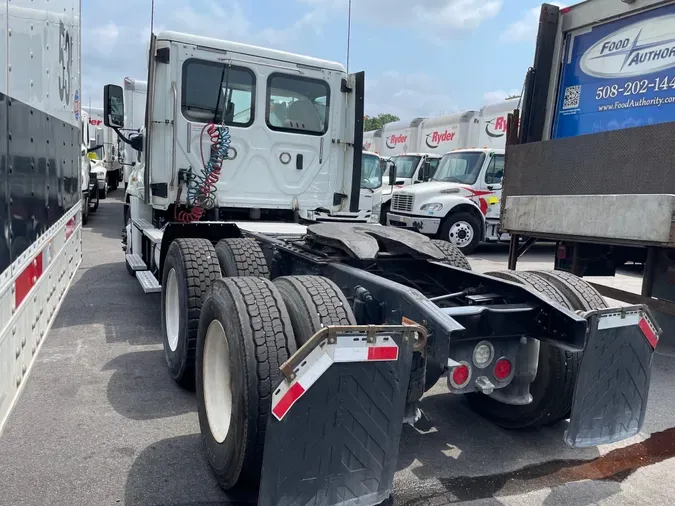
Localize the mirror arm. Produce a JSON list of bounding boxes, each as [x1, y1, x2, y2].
[[114, 127, 143, 152]]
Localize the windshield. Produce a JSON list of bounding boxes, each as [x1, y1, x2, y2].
[[391, 155, 421, 179], [361, 154, 383, 189], [432, 152, 486, 185]]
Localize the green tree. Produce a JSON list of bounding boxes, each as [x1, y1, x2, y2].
[[364, 113, 400, 131]]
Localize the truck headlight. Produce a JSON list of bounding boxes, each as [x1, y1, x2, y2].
[[420, 203, 443, 212]]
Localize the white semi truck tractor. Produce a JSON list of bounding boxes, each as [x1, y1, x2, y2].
[[102, 29, 661, 506], [0, 1, 83, 433]]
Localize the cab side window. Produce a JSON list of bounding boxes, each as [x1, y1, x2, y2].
[[485, 154, 505, 185], [427, 158, 440, 177], [266, 74, 330, 136], [182, 59, 255, 127]]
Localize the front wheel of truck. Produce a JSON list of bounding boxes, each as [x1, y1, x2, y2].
[[439, 211, 481, 255], [196, 277, 297, 490]]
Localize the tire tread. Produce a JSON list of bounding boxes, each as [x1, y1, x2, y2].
[[431, 239, 472, 270], [216, 238, 269, 278]]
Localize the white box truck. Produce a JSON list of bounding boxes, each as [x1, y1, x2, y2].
[[83, 105, 122, 197], [363, 128, 382, 153], [0, 0, 83, 433], [384, 101, 518, 251], [100, 28, 659, 504], [502, 1, 675, 342]]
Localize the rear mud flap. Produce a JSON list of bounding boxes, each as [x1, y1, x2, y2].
[[258, 325, 422, 506], [566, 307, 660, 448]]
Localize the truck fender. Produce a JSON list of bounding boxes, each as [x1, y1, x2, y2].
[[159, 222, 242, 276]]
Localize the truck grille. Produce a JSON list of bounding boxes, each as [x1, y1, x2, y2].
[[391, 193, 414, 213]]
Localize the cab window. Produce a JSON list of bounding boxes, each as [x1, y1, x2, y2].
[[427, 158, 440, 177], [182, 59, 255, 127], [266, 74, 330, 135], [485, 154, 505, 185]]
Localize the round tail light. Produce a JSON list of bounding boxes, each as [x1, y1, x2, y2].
[[449, 363, 471, 388], [494, 358, 512, 381]]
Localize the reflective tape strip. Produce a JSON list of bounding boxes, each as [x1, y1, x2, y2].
[[596, 310, 659, 349], [638, 317, 658, 349], [271, 334, 399, 421], [15, 254, 43, 308], [66, 216, 77, 240]]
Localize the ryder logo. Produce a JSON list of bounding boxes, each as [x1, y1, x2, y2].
[[581, 14, 675, 78], [425, 130, 456, 149], [89, 119, 102, 126], [485, 116, 507, 138], [386, 134, 407, 149]]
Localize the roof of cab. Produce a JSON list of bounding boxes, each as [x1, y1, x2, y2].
[[441, 147, 506, 156], [156, 31, 347, 73]]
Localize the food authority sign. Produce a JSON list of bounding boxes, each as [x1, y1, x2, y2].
[[553, 4, 675, 139]]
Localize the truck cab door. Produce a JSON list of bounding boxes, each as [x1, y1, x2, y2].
[[479, 152, 505, 238], [170, 46, 346, 217]]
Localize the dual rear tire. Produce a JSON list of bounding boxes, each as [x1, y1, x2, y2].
[[465, 270, 607, 429], [196, 273, 355, 490], [160, 235, 354, 490]]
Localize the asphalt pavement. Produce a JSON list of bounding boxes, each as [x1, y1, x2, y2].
[[0, 193, 674, 506]]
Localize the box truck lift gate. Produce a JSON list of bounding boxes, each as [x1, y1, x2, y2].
[[134, 218, 660, 505]]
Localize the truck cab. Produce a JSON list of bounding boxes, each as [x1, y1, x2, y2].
[[380, 152, 441, 223], [123, 31, 370, 226], [387, 148, 505, 254]]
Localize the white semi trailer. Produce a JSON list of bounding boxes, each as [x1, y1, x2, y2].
[[0, 0, 83, 433]]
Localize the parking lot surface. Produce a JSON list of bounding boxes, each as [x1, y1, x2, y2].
[[0, 193, 673, 506]]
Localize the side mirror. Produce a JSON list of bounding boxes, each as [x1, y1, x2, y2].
[[104, 84, 125, 128], [388, 164, 397, 186], [419, 161, 431, 182]]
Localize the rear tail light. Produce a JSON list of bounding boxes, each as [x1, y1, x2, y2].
[[449, 362, 471, 389], [472, 341, 494, 368], [494, 358, 512, 381]]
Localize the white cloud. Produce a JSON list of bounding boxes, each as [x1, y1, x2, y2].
[[301, 0, 503, 33], [483, 89, 521, 103], [366, 71, 458, 119], [501, 3, 566, 42]]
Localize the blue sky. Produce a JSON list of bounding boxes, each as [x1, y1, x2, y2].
[[83, 0, 564, 119]]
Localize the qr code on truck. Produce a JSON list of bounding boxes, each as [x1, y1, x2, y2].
[[563, 85, 581, 109]]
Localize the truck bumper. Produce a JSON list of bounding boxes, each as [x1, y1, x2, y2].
[[485, 218, 509, 242], [387, 212, 440, 235]]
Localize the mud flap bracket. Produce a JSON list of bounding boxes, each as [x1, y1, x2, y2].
[[258, 325, 424, 506], [566, 306, 660, 448]]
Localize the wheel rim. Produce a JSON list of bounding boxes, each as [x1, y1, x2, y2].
[[165, 268, 180, 352], [203, 319, 233, 444], [448, 221, 474, 248]]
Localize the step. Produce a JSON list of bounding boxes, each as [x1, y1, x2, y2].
[[136, 270, 161, 294], [144, 228, 164, 244], [132, 218, 163, 244], [125, 254, 147, 271]]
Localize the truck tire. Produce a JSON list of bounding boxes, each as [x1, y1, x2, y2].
[[380, 201, 390, 225], [215, 238, 269, 279], [161, 238, 221, 389], [90, 190, 99, 212], [82, 197, 89, 225], [530, 270, 608, 311], [439, 212, 481, 255], [196, 277, 297, 490], [274, 275, 356, 346], [465, 270, 580, 428], [99, 184, 107, 200], [431, 239, 472, 270]]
